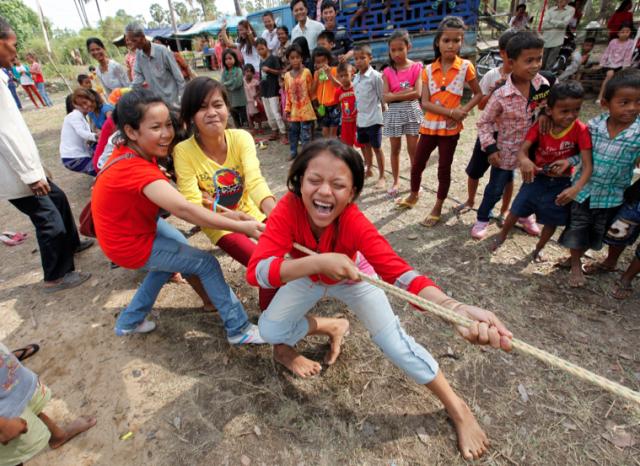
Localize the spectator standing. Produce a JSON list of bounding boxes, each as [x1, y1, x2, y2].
[[276, 26, 291, 68], [0, 17, 93, 292], [321, 1, 353, 62], [261, 11, 280, 53], [2, 66, 21, 109], [11, 58, 45, 108], [124, 36, 137, 81], [125, 23, 185, 109], [608, 0, 634, 41], [257, 39, 288, 143], [291, 0, 325, 51], [221, 20, 261, 72], [541, 0, 575, 70], [86, 38, 130, 97], [509, 4, 531, 31], [25, 53, 53, 106]]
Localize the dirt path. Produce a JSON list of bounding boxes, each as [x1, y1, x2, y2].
[[1, 91, 638, 465]]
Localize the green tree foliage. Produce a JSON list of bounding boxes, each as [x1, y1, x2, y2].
[[0, 0, 45, 49], [150, 3, 169, 25]]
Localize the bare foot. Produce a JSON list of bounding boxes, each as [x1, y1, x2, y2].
[[447, 398, 490, 460], [555, 256, 572, 269], [273, 344, 321, 377], [375, 177, 386, 190], [569, 266, 585, 288], [532, 248, 546, 263], [491, 236, 505, 253], [324, 319, 350, 365], [365, 169, 374, 178], [49, 416, 97, 449]]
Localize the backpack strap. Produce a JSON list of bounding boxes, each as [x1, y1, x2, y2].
[[97, 152, 136, 178]]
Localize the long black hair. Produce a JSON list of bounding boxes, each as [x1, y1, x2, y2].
[[616, 0, 632, 13], [433, 16, 466, 61], [114, 88, 169, 145], [237, 19, 257, 55], [387, 29, 411, 71], [287, 139, 365, 200], [179, 76, 230, 136], [222, 49, 241, 70], [86, 37, 106, 52]]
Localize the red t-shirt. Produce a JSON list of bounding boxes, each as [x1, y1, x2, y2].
[[335, 86, 357, 123], [92, 146, 168, 269], [525, 119, 592, 171], [246, 192, 437, 295], [92, 116, 116, 172]]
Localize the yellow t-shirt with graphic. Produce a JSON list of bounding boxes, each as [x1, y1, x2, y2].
[[173, 129, 273, 244]]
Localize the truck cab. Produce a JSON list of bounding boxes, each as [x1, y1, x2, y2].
[[247, 0, 479, 67]]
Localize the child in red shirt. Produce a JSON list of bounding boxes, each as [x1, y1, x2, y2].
[[246, 139, 512, 462], [493, 81, 592, 260], [334, 63, 361, 148]]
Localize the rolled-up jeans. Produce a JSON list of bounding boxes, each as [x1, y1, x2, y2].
[[258, 275, 439, 385], [114, 218, 249, 336]]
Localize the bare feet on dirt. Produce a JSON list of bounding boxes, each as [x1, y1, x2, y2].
[[49, 416, 97, 449], [446, 398, 490, 460], [273, 344, 322, 377], [532, 248, 546, 263], [375, 177, 386, 190], [324, 319, 350, 365], [569, 266, 585, 288]]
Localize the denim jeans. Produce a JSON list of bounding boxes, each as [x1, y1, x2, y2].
[[8, 84, 21, 109], [35, 82, 52, 106], [477, 166, 514, 222], [114, 218, 249, 336], [289, 121, 312, 157], [258, 276, 439, 384]]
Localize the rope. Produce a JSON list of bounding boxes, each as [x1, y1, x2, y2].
[[215, 206, 640, 404]]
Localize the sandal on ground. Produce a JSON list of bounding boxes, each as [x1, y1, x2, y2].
[[610, 280, 633, 299], [419, 215, 441, 228], [12, 343, 40, 361], [0, 232, 27, 246], [386, 187, 399, 198], [452, 202, 471, 215], [2, 231, 28, 242], [582, 261, 616, 275], [395, 197, 417, 209]]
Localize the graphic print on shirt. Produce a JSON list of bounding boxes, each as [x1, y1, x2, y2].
[[0, 352, 20, 392], [197, 168, 244, 210]]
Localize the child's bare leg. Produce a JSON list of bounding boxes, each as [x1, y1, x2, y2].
[[585, 244, 625, 273], [321, 126, 330, 138], [426, 371, 489, 460], [500, 181, 514, 216], [329, 126, 338, 138], [597, 70, 614, 103], [406, 134, 419, 167], [464, 177, 479, 208], [569, 248, 586, 287], [274, 316, 349, 377], [38, 412, 96, 449], [429, 198, 445, 219], [493, 212, 518, 251], [373, 147, 385, 179], [532, 225, 556, 262], [361, 145, 374, 177], [185, 276, 215, 312], [389, 137, 401, 191], [611, 257, 640, 299]]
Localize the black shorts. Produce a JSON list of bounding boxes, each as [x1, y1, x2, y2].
[[465, 135, 503, 181], [559, 199, 619, 251], [318, 104, 341, 128], [356, 124, 383, 149]]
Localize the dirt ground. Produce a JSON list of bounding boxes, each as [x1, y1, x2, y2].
[[1, 83, 639, 466]]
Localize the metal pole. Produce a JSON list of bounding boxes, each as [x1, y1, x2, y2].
[[36, 0, 72, 92], [167, 0, 183, 51]]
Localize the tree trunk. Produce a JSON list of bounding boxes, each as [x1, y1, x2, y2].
[[599, 0, 613, 19], [233, 0, 242, 16]]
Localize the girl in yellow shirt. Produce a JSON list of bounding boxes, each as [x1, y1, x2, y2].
[[174, 77, 277, 310]]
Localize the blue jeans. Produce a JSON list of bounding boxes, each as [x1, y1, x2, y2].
[[114, 218, 249, 336], [477, 166, 514, 222], [36, 82, 53, 106], [289, 121, 312, 158], [8, 84, 21, 109]]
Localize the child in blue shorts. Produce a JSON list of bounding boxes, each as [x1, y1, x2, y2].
[[493, 81, 593, 261], [558, 69, 640, 287]]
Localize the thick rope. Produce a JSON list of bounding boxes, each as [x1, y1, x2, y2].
[[215, 206, 640, 404]]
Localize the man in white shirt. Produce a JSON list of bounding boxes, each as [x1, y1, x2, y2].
[[290, 0, 325, 51], [541, 0, 575, 70], [0, 16, 93, 292], [261, 11, 280, 53]]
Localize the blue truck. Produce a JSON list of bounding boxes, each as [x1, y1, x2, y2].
[[247, 0, 480, 66]]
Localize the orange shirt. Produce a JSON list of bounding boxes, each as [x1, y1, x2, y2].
[[420, 56, 476, 136], [314, 66, 339, 106]]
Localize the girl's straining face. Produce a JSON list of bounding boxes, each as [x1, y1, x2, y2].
[[194, 89, 229, 138], [224, 54, 235, 69], [389, 38, 410, 66], [301, 151, 355, 235], [438, 29, 464, 60], [127, 102, 175, 159]]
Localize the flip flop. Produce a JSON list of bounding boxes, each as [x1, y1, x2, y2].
[[386, 187, 399, 199], [419, 215, 441, 228], [452, 202, 471, 215], [395, 198, 417, 209], [2, 231, 28, 242], [0, 234, 26, 246], [610, 280, 633, 300], [12, 343, 40, 361], [582, 262, 616, 275]]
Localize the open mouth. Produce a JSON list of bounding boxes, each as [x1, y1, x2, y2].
[[313, 200, 334, 216]]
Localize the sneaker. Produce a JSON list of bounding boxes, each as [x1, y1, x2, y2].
[[114, 319, 156, 336], [518, 215, 541, 236], [471, 221, 490, 240], [227, 323, 266, 345]]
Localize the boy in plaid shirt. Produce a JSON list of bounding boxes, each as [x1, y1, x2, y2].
[[558, 68, 640, 287]]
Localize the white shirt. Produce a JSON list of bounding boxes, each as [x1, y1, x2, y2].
[[239, 43, 261, 71], [479, 66, 506, 95], [96, 59, 130, 96], [0, 71, 46, 200], [291, 18, 325, 51], [541, 5, 575, 48], [559, 49, 582, 80], [15, 65, 33, 86], [59, 110, 97, 160], [262, 28, 280, 53]]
